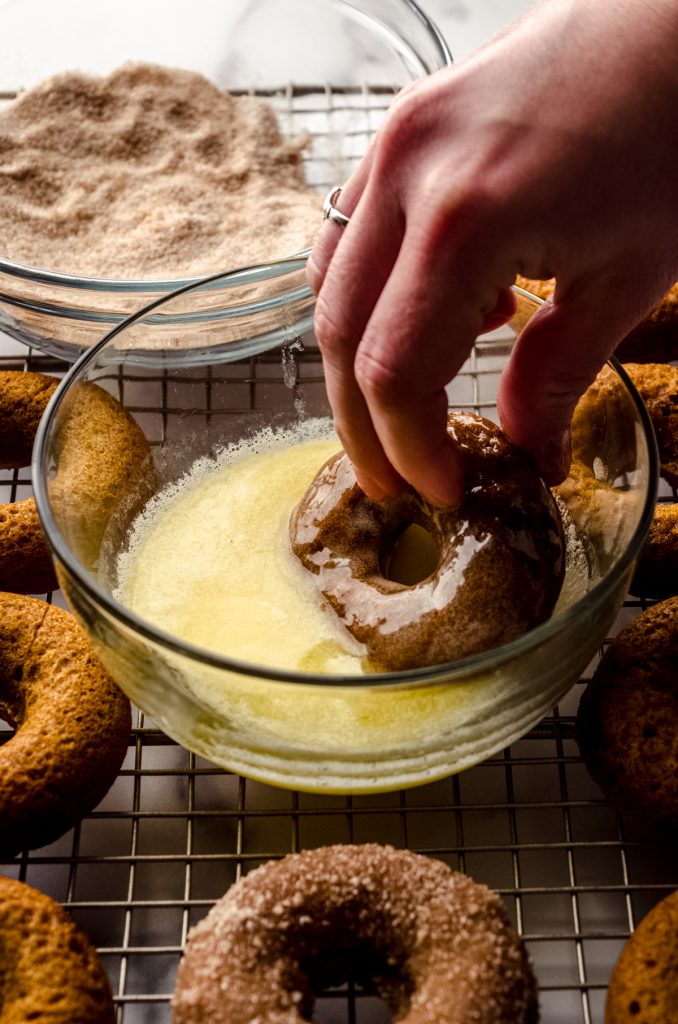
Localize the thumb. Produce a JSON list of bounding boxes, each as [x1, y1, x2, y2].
[[497, 275, 657, 484]]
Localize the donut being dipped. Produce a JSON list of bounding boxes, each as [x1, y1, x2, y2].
[[290, 411, 565, 671], [173, 843, 538, 1024], [0, 875, 115, 1023]]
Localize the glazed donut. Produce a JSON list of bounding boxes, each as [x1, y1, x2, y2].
[[173, 843, 538, 1024], [515, 277, 678, 363], [0, 370, 58, 593], [0, 592, 131, 857], [605, 889, 678, 1024], [290, 411, 565, 671], [0, 875, 115, 1023], [576, 596, 678, 834]]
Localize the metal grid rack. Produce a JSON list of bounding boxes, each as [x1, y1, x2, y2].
[[1, 340, 676, 1024], [1, 80, 677, 1024]]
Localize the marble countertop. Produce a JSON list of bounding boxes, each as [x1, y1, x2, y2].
[[0, 0, 533, 92]]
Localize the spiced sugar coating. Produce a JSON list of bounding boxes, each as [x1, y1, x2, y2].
[[605, 889, 678, 1024], [515, 277, 678, 363], [0, 593, 131, 857], [576, 597, 678, 834], [291, 411, 565, 671], [173, 844, 538, 1024], [630, 502, 678, 599], [0, 875, 115, 1023]]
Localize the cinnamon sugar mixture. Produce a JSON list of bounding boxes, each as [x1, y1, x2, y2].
[[0, 63, 321, 279]]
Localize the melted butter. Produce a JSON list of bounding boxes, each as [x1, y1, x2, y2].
[[115, 424, 592, 676], [115, 424, 373, 674]]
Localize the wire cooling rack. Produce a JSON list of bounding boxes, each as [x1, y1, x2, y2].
[[1, 81, 677, 1024], [1, 339, 676, 1024]]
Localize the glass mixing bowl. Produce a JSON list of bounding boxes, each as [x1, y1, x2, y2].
[[33, 278, 658, 794], [0, 0, 451, 360]]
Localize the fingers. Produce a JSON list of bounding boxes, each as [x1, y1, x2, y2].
[[306, 147, 375, 296], [479, 287, 517, 333], [497, 271, 661, 484], [350, 228, 504, 507], [311, 179, 407, 499]]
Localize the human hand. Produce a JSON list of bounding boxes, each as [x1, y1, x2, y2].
[[308, 0, 678, 506]]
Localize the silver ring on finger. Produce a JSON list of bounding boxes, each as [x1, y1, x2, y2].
[[322, 185, 351, 228]]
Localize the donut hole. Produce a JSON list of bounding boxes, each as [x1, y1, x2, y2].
[[299, 934, 411, 1020], [381, 523, 440, 585]]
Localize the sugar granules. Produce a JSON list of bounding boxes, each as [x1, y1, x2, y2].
[[0, 62, 321, 279]]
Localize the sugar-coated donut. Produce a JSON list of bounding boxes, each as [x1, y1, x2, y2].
[[605, 889, 678, 1024], [0, 875, 115, 1022], [290, 411, 565, 671], [173, 844, 538, 1024], [0, 593, 131, 857], [515, 277, 678, 363], [0, 370, 58, 593], [576, 597, 678, 833]]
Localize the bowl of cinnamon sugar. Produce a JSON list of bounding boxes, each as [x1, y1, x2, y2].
[[0, 0, 451, 362]]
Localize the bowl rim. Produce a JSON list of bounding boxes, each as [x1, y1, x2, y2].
[[0, 0, 452, 293], [33, 274, 660, 688]]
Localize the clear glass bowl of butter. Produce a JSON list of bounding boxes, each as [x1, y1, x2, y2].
[[0, 0, 451, 361], [34, 276, 658, 793]]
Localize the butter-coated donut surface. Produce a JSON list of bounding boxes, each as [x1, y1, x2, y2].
[[0, 875, 115, 1023], [0, 592, 131, 858], [290, 412, 565, 671], [173, 843, 538, 1024]]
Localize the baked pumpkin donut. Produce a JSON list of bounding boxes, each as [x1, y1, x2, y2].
[[576, 596, 678, 833], [0, 369, 58, 468], [630, 502, 678, 598], [622, 362, 678, 486], [173, 844, 538, 1024], [0, 874, 115, 1023], [290, 411, 565, 671], [47, 379, 157, 573], [515, 277, 678, 363], [0, 592, 131, 857], [0, 370, 59, 593], [605, 889, 678, 1024]]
